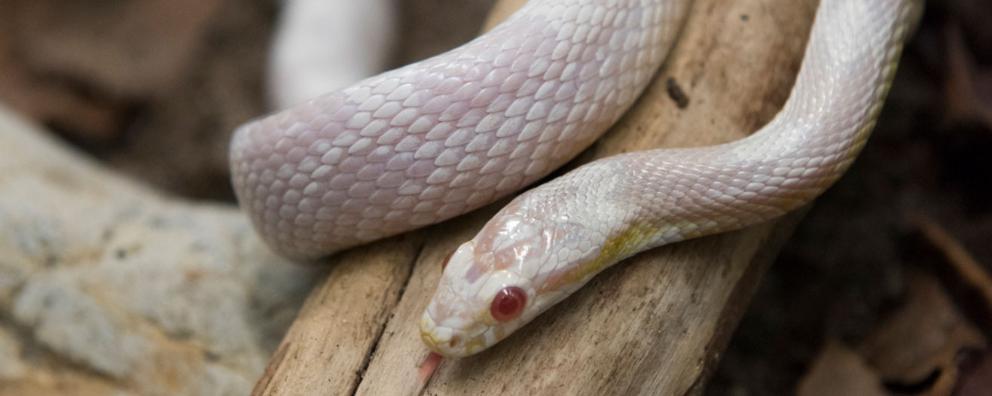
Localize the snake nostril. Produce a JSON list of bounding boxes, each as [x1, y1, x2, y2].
[[448, 335, 461, 347]]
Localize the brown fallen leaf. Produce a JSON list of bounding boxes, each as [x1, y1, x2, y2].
[[797, 340, 887, 396], [859, 274, 986, 396]]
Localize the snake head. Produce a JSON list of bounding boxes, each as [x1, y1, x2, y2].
[[419, 238, 533, 357], [420, 206, 602, 357]]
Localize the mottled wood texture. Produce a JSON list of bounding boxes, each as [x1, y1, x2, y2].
[[253, 0, 817, 394]]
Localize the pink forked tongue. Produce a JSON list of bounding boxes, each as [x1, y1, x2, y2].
[[418, 352, 444, 385]]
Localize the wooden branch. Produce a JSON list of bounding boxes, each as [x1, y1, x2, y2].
[[254, 0, 818, 394]]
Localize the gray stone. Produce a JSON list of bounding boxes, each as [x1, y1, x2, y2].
[[0, 107, 320, 395]]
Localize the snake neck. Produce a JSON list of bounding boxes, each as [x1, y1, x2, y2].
[[659, 0, 922, 242], [534, 0, 924, 261], [725, 0, 922, 203]]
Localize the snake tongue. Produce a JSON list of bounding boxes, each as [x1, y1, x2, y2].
[[417, 352, 444, 389]]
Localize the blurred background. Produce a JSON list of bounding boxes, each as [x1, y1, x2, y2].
[[0, 0, 989, 394]]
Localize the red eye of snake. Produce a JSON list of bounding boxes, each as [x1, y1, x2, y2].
[[490, 286, 527, 322]]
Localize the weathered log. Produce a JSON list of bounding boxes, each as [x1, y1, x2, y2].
[[254, 0, 817, 394]]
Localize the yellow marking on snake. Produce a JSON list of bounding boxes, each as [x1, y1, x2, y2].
[[539, 223, 665, 293]]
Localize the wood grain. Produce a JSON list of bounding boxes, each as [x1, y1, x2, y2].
[[254, 0, 818, 394]]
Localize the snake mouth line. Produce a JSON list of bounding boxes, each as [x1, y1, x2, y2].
[[420, 315, 491, 357]]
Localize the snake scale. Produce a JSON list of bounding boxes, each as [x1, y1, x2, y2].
[[230, 0, 922, 357]]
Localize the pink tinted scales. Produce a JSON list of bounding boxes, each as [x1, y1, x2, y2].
[[230, 0, 689, 259]]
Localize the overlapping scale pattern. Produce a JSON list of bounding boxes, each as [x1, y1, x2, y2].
[[490, 0, 919, 270], [230, 0, 688, 259], [420, 0, 922, 358]]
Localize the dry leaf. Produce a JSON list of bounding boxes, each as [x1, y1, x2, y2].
[[797, 340, 886, 396], [859, 274, 986, 395]]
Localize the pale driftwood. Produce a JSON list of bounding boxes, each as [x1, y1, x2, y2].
[[254, 0, 818, 394]]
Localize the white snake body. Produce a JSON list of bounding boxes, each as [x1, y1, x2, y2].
[[231, 0, 689, 259], [230, 0, 921, 357], [418, 0, 921, 357], [269, 0, 395, 108]]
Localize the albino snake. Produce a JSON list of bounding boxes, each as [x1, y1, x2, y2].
[[229, 0, 922, 357]]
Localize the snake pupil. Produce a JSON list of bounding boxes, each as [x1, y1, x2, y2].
[[490, 286, 527, 322]]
